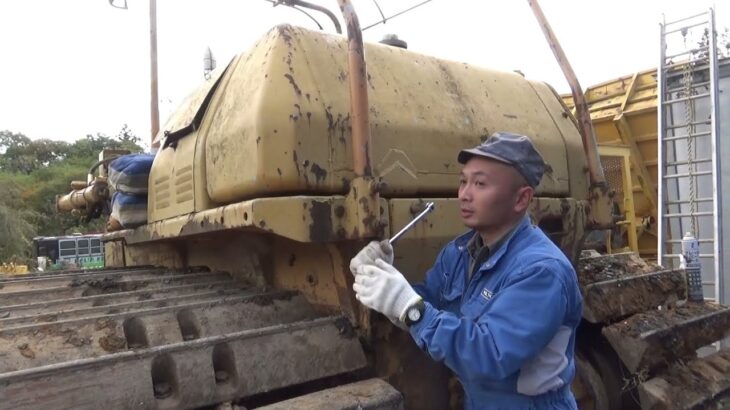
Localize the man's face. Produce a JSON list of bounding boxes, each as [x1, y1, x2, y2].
[[458, 157, 532, 232]]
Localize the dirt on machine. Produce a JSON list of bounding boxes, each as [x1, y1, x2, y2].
[[2, 1, 730, 409]]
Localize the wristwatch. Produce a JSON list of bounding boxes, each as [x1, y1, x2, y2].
[[403, 299, 426, 327]]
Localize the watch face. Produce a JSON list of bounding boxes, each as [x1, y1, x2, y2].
[[408, 307, 421, 322]]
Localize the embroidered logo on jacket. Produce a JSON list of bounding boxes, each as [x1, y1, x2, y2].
[[481, 288, 494, 300]]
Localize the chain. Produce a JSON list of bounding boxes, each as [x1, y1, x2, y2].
[[681, 59, 698, 236]]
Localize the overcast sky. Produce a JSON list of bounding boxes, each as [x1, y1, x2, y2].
[[0, 0, 727, 147]]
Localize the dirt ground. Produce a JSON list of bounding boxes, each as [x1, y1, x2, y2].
[[611, 302, 726, 338], [578, 252, 661, 287]]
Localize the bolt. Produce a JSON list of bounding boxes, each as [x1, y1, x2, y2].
[[154, 382, 172, 399], [215, 370, 229, 383]]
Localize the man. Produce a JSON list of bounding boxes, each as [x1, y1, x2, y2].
[[350, 132, 583, 409]]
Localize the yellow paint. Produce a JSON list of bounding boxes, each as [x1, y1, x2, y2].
[[0, 263, 29, 275], [564, 68, 659, 259], [152, 24, 586, 217], [599, 145, 639, 253]]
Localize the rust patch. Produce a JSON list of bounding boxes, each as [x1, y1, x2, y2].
[[362, 214, 377, 232], [310, 162, 327, 184], [325, 107, 335, 132], [290, 103, 302, 122], [339, 113, 351, 144], [363, 143, 372, 176], [309, 200, 333, 242], [180, 217, 226, 237], [283, 73, 302, 96], [301, 159, 311, 185], [276, 24, 293, 47], [293, 151, 301, 176], [359, 197, 378, 231]]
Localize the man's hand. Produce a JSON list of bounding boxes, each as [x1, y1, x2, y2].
[[349, 240, 394, 276], [353, 259, 421, 322]]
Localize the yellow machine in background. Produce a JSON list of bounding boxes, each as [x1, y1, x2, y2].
[[0, 263, 29, 275], [597, 145, 639, 253], [564, 69, 659, 259]]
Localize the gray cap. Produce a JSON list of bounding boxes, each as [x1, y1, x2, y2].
[[457, 132, 546, 188]]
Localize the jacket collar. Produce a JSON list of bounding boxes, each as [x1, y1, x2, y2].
[[455, 214, 532, 269]]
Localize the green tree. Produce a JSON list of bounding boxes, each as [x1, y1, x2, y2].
[[0, 176, 38, 264], [0, 125, 145, 259], [0, 131, 71, 174]]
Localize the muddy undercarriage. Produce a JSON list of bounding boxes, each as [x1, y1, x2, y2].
[[2, 250, 729, 409]]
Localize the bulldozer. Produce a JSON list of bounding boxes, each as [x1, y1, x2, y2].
[[2, 1, 729, 409]]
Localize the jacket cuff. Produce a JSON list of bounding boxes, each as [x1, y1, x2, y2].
[[408, 301, 438, 347]]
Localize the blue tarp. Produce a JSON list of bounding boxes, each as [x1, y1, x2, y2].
[[108, 154, 155, 195], [111, 191, 148, 228]]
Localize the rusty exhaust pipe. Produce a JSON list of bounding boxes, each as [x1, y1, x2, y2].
[[527, 0, 605, 185], [337, 0, 371, 177]]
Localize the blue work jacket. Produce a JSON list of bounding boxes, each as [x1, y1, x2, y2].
[[410, 215, 583, 409]]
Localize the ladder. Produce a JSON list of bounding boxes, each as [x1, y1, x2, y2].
[[657, 8, 724, 303]]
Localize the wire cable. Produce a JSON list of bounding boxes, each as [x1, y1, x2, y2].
[[362, 0, 434, 31]]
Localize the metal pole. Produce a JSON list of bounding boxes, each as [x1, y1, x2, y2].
[[150, 0, 160, 148], [657, 15, 667, 267], [337, 0, 371, 177], [526, 0, 605, 185], [708, 7, 723, 303]]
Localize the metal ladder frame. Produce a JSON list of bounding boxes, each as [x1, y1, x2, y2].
[[658, 8, 724, 303]]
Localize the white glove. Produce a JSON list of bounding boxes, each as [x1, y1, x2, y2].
[[349, 240, 394, 276], [353, 258, 421, 322]]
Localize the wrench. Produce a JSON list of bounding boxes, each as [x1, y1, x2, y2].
[[388, 202, 435, 245]]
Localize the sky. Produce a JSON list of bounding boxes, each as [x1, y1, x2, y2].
[[0, 0, 727, 147]]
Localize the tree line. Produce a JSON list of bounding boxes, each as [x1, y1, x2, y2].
[[0, 126, 144, 265]]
